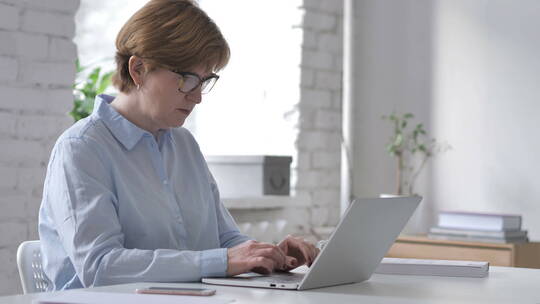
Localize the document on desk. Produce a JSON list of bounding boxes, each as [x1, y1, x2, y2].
[[375, 258, 489, 278], [33, 290, 234, 304]]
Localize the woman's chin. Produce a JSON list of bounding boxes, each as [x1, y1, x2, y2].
[[172, 120, 186, 128]]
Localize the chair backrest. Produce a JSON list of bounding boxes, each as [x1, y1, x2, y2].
[[16, 240, 50, 294]]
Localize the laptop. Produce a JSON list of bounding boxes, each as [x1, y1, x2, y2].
[[203, 196, 422, 290]]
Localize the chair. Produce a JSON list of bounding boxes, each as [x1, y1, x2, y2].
[[16, 240, 50, 294]]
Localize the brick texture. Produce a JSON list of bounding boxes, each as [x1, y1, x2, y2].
[[295, 0, 343, 233], [0, 0, 79, 296], [21, 10, 76, 38], [0, 0, 342, 296], [0, 3, 19, 31], [0, 56, 18, 82], [23, 0, 80, 13], [0, 31, 16, 56]]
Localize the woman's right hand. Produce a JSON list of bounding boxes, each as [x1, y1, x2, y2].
[[227, 240, 298, 276]]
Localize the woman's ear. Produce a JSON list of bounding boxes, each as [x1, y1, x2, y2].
[[128, 56, 145, 87]]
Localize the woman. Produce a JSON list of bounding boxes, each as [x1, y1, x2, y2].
[[38, 0, 318, 291]]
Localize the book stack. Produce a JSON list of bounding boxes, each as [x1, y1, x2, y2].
[[375, 258, 489, 278], [428, 211, 528, 243]]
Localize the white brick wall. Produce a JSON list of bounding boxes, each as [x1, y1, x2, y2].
[[295, 0, 343, 236], [16, 33, 49, 60], [21, 10, 75, 38], [0, 0, 79, 296], [0, 0, 342, 295], [226, 0, 343, 244], [0, 56, 18, 82], [0, 4, 19, 30]]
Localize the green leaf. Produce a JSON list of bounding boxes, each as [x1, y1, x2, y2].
[[401, 121, 407, 129], [86, 67, 101, 88], [394, 133, 403, 147], [71, 63, 113, 122], [75, 59, 86, 74], [97, 71, 113, 94]]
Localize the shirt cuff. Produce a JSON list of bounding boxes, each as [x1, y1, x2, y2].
[[200, 248, 228, 278]]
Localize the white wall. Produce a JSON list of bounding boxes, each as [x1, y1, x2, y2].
[[0, 0, 79, 296], [75, 0, 146, 69], [432, 0, 540, 240], [233, 0, 345, 239], [196, 0, 301, 157], [351, 0, 540, 239], [350, 0, 435, 232], [295, 0, 343, 233], [0, 1, 343, 296], [0, 0, 343, 296]]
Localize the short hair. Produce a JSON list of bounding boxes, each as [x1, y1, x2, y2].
[[112, 0, 230, 93]]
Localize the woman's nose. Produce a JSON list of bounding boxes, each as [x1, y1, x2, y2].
[[186, 88, 202, 104]]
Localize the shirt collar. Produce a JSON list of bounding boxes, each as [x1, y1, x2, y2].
[[92, 94, 171, 150]]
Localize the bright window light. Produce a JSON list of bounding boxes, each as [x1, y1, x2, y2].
[[75, 0, 302, 157], [196, 0, 302, 156]]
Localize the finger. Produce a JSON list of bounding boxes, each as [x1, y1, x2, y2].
[[252, 256, 274, 274], [302, 241, 317, 266], [274, 245, 290, 269], [256, 257, 276, 273], [247, 242, 280, 256], [279, 236, 299, 256], [277, 238, 288, 253], [278, 235, 296, 251], [273, 240, 297, 269], [280, 236, 313, 266], [259, 247, 287, 270], [307, 244, 319, 266], [313, 245, 320, 260], [274, 247, 288, 270], [249, 241, 275, 250], [249, 242, 288, 270], [286, 241, 309, 266], [249, 257, 274, 275], [292, 239, 313, 266], [285, 256, 298, 269]]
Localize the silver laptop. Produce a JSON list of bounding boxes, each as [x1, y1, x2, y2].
[[203, 196, 421, 290]]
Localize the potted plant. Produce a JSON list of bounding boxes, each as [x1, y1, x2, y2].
[[382, 112, 450, 196], [71, 59, 114, 122]]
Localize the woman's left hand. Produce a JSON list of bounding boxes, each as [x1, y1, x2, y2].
[[277, 235, 320, 270]]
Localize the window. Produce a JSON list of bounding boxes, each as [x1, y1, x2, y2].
[[195, 0, 302, 156], [75, 0, 302, 157]]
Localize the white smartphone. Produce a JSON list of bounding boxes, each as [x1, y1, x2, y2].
[[135, 286, 216, 296]]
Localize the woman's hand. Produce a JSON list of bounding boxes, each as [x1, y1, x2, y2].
[[227, 240, 296, 276], [278, 235, 320, 270]]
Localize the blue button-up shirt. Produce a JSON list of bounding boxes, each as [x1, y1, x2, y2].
[[38, 94, 250, 290]]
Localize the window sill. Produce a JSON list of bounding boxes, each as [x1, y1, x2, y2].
[[222, 195, 310, 210]]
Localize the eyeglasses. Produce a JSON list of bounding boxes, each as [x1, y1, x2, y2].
[[170, 70, 219, 94]]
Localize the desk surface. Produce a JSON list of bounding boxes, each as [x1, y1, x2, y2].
[[2, 266, 539, 304]]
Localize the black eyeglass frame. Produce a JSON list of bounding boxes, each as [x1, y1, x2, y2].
[[170, 70, 220, 94]]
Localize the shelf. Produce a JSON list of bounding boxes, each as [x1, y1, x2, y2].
[[222, 195, 310, 210], [387, 235, 540, 268]]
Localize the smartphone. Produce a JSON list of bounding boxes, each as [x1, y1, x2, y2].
[[135, 286, 216, 296]]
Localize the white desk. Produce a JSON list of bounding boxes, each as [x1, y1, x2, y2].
[[1, 266, 539, 303]]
